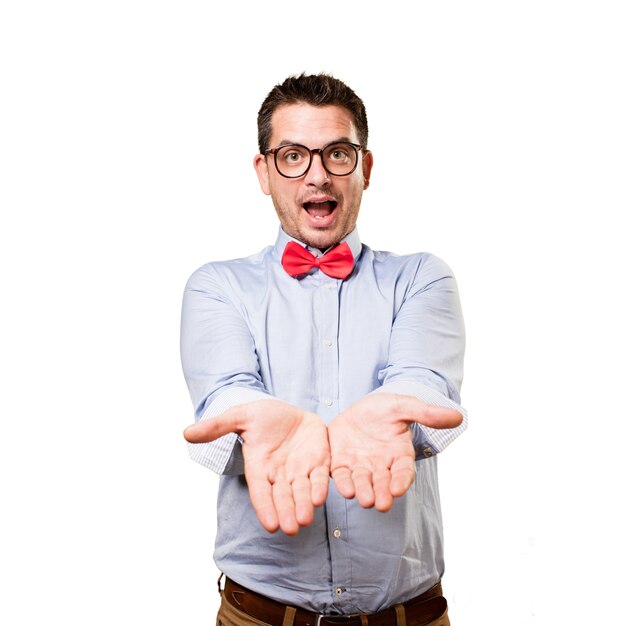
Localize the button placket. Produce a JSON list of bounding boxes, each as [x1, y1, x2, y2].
[[318, 278, 339, 419], [319, 278, 349, 608]]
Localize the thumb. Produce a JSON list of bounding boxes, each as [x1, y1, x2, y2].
[[395, 396, 463, 429], [415, 403, 463, 429], [183, 405, 247, 443]]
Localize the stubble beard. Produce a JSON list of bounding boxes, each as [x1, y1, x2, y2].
[[272, 187, 363, 250], [274, 202, 359, 250]]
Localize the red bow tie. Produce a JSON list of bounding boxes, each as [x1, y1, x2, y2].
[[281, 241, 354, 279]]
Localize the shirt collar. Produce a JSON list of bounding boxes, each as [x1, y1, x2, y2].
[[273, 226, 363, 265]]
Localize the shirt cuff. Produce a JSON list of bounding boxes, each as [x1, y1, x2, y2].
[[187, 386, 273, 474], [370, 381, 468, 459]]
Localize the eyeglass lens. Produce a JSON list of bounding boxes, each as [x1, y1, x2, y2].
[[274, 143, 358, 178]]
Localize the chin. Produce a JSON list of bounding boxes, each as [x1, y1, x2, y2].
[[303, 230, 341, 250]]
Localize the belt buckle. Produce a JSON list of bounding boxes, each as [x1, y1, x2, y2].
[[316, 613, 347, 626], [315, 614, 355, 626]]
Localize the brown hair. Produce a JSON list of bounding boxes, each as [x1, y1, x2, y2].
[[257, 73, 369, 153]]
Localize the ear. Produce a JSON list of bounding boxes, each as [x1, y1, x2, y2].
[[361, 150, 373, 190], [253, 154, 271, 196]]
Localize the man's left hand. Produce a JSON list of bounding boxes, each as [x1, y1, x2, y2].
[[328, 394, 462, 511]]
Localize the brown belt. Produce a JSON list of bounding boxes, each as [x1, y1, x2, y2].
[[222, 578, 447, 626]]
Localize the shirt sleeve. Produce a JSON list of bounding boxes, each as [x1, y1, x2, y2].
[[180, 264, 274, 474], [373, 254, 468, 459]]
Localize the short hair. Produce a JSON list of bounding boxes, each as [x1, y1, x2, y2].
[[257, 73, 369, 153]]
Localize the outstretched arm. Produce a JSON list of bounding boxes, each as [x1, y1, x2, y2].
[[184, 399, 330, 536], [181, 264, 274, 474], [376, 254, 468, 457], [328, 393, 462, 512]]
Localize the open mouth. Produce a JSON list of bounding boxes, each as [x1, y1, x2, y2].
[[303, 200, 337, 220]]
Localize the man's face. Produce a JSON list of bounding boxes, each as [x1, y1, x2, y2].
[[254, 103, 373, 250]]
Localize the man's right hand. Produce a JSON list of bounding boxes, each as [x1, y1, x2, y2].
[[184, 399, 330, 536]]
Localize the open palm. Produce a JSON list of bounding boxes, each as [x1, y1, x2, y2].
[[329, 393, 462, 511], [184, 399, 330, 535]]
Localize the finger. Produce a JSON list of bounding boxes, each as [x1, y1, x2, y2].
[[291, 476, 314, 527], [309, 465, 330, 507], [372, 467, 393, 512], [389, 456, 415, 497], [272, 477, 299, 536], [396, 397, 463, 429], [331, 466, 355, 499], [352, 467, 375, 509], [245, 472, 279, 534], [183, 405, 246, 443], [420, 405, 463, 429]]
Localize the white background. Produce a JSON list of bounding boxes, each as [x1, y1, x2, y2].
[[1, 1, 624, 624]]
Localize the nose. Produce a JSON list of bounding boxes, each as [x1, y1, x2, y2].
[[303, 151, 330, 186]]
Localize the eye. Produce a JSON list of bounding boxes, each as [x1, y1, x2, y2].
[[277, 145, 308, 166], [325, 144, 352, 162]]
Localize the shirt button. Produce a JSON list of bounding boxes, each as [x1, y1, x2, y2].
[[324, 339, 333, 347], [324, 283, 334, 289], [333, 529, 341, 538], [335, 588, 342, 596], [324, 399, 333, 407], [423, 447, 434, 458]]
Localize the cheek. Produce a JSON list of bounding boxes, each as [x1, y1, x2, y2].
[[270, 180, 298, 206], [343, 183, 363, 210], [272, 191, 300, 223]]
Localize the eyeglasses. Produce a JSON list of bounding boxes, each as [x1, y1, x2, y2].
[[264, 141, 365, 178]]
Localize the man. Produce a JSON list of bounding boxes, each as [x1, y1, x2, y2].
[[181, 73, 467, 626]]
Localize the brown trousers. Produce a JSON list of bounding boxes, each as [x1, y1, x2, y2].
[[216, 592, 450, 626]]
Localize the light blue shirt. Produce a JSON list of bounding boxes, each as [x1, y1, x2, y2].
[[181, 227, 467, 614]]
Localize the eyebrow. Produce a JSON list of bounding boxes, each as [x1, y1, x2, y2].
[[275, 136, 354, 148]]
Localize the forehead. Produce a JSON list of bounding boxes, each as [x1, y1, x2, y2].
[[269, 103, 358, 146]]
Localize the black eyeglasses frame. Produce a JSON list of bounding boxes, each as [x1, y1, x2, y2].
[[263, 141, 366, 179]]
